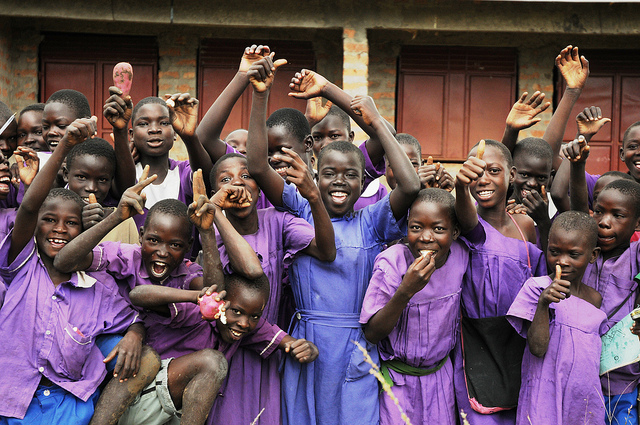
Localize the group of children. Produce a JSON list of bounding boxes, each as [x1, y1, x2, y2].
[[1, 42, 639, 425]]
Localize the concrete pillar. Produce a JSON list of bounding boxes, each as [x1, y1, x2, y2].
[[343, 26, 369, 143]]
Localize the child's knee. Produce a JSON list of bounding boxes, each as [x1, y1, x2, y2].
[[194, 349, 228, 384], [140, 345, 161, 378]]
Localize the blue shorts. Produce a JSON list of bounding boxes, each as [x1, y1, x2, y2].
[[95, 333, 124, 373], [0, 385, 100, 425], [606, 388, 639, 425]]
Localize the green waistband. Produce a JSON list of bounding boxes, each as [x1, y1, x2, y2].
[[380, 356, 448, 389]]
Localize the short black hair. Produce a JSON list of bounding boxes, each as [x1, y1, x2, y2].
[[0, 101, 13, 124], [599, 171, 634, 182], [321, 105, 351, 133], [132, 97, 169, 122], [470, 139, 513, 169], [46, 89, 91, 119], [599, 179, 640, 219], [412, 188, 457, 225], [266, 108, 310, 146], [623, 121, 640, 148], [209, 153, 247, 190], [43, 188, 85, 213], [66, 138, 116, 177], [396, 133, 422, 158], [317, 140, 365, 176], [550, 211, 598, 251], [144, 199, 193, 239], [19, 103, 45, 116], [513, 137, 553, 167], [224, 272, 270, 300]]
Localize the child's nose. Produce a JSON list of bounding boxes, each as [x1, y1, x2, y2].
[[237, 316, 250, 329]]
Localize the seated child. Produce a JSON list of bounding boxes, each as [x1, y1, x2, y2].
[[565, 137, 640, 425], [453, 140, 546, 425], [208, 152, 335, 425], [360, 188, 468, 425], [507, 211, 605, 425], [0, 117, 148, 425], [246, 56, 420, 425]]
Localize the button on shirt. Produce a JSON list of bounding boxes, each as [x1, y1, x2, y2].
[[0, 235, 139, 419]]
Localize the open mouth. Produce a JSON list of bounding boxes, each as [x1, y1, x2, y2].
[[48, 238, 68, 249], [330, 191, 348, 204], [598, 234, 616, 244], [521, 189, 531, 199], [146, 139, 164, 148], [228, 327, 245, 340], [0, 175, 10, 193], [151, 261, 168, 278], [419, 249, 436, 258], [476, 190, 494, 200], [274, 166, 289, 178], [48, 139, 60, 148]]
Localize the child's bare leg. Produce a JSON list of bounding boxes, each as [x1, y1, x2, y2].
[[167, 349, 228, 425], [89, 346, 161, 425]]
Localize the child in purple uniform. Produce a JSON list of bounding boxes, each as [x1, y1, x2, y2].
[[507, 211, 605, 425], [360, 188, 468, 425], [0, 117, 148, 424], [207, 152, 335, 425], [565, 137, 640, 425], [453, 140, 546, 425]]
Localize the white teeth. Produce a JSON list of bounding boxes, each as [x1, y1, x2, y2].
[[0, 177, 9, 183], [477, 190, 494, 198], [151, 262, 168, 278], [230, 329, 242, 337], [49, 238, 67, 245]]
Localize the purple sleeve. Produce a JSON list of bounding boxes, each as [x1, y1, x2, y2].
[[89, 242, 140, 283], [171, 159, 194, 202], [586, 171, 601, 210], [359, 141, 386, 189], [359, 249, 403, 324], [280, 182, 313, 222], [152, 301, 208, 329], [507, 276, 551, 338], [0, 230, 36, 285], [240, 317, 287, 358], [282, 212, 315, 266]]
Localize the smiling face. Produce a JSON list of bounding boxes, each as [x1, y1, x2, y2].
[[407, 200, 459, 268], [35, 198, 83, 262], [0, 116, 17, 159], [386, 143, 421, 190], [468, 145, 514, 210], [131, 103, 175, 159], [311, 115, 352, 158], [211, 156, 259, 219], [216, 285, 266, 344], [592, 188, 640, 258], [512, 155, 552, 203], [43, 102, 77, 152], [620, 126, 640, 182], [546, 228, 598, 285], [139, 212, 191, 282], [65, 154, 114, 204], [317, 150, 364, 218], [17, 110, 48, 152], [267, 125, 311, 179], [0, 153, 11, 200]]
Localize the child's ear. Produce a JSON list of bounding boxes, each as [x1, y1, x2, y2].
[[509, 166, 516, 184], [304, 135, 314, 153], [635, 215, 640, 232], [129, 128, 134, 142], [138, 227, 144, 245], [620, 145, 626, 161], [62, 165, 69, 184], [349, 131, 355, 142], [452, 225, 461, 241], [590, 246, 601, 264]]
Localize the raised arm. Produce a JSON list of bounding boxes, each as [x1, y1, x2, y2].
[[104, 86, 136, 198], [289, 69, 395, 167], [501, 91, 550, 153], [529, 268, 570, 357], [53, 168, 157, 272], [197, 45, 271, 162], [563, 136, 590, 213], [350, 95, 420, 219], [454, 145, 486, 234], [9, 117, 97, 264], [544, 46, 589, 171], [245, 54, 288, 207]]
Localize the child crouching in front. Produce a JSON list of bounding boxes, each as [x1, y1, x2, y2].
[[507, 211, 604, 425], [360, 188, 468, 425]]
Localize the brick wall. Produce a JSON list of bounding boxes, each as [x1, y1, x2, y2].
[[369, 35, 401, 129], [517, 45, 556, 140], [0, 22, 11, 106]]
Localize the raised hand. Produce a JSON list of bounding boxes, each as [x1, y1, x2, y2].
[[556, 45, 589, 90], [506, 91, 550, 131], [211, 184, 252, 211], [436, 166, 454, 192], [164, 93, 199, 137], [247, 53, 287, 93], [576, 106, 611, 139], [271, 147, 318, 201], [398, 251, 436, 298], [456, 142, 486, 186], [305, 98, 333, 128], [540, 264, 571, 306], [188, 169, 216, 231], [506, 199, 527, 215], [115, 165, 158, 220], [350, 95, 382, 126], [103, 86, 133, 130], [562, 135, 590, 163], [288, 69, 329, 99], [13, 146, 39, 187], [62, 116, 98, 147], [521, 187, 549, 224], [82, 193, 106, 230], [238, 44, 271, 73]]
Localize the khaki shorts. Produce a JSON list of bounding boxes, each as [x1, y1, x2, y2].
[[118, 358, 181, 425]]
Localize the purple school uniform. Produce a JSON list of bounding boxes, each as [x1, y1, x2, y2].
[[507, 276, 606, 425], [280, 182, 406, 425], [213, 207, 314, 425], [0, 207, 17, 241], [453, 217, 546, 425], [0, 183, 19, 208], [360, 242, 468, 425], [354, 178, 388, 210], [584, 242, 640, 396], [0, 234, 139, 419]]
